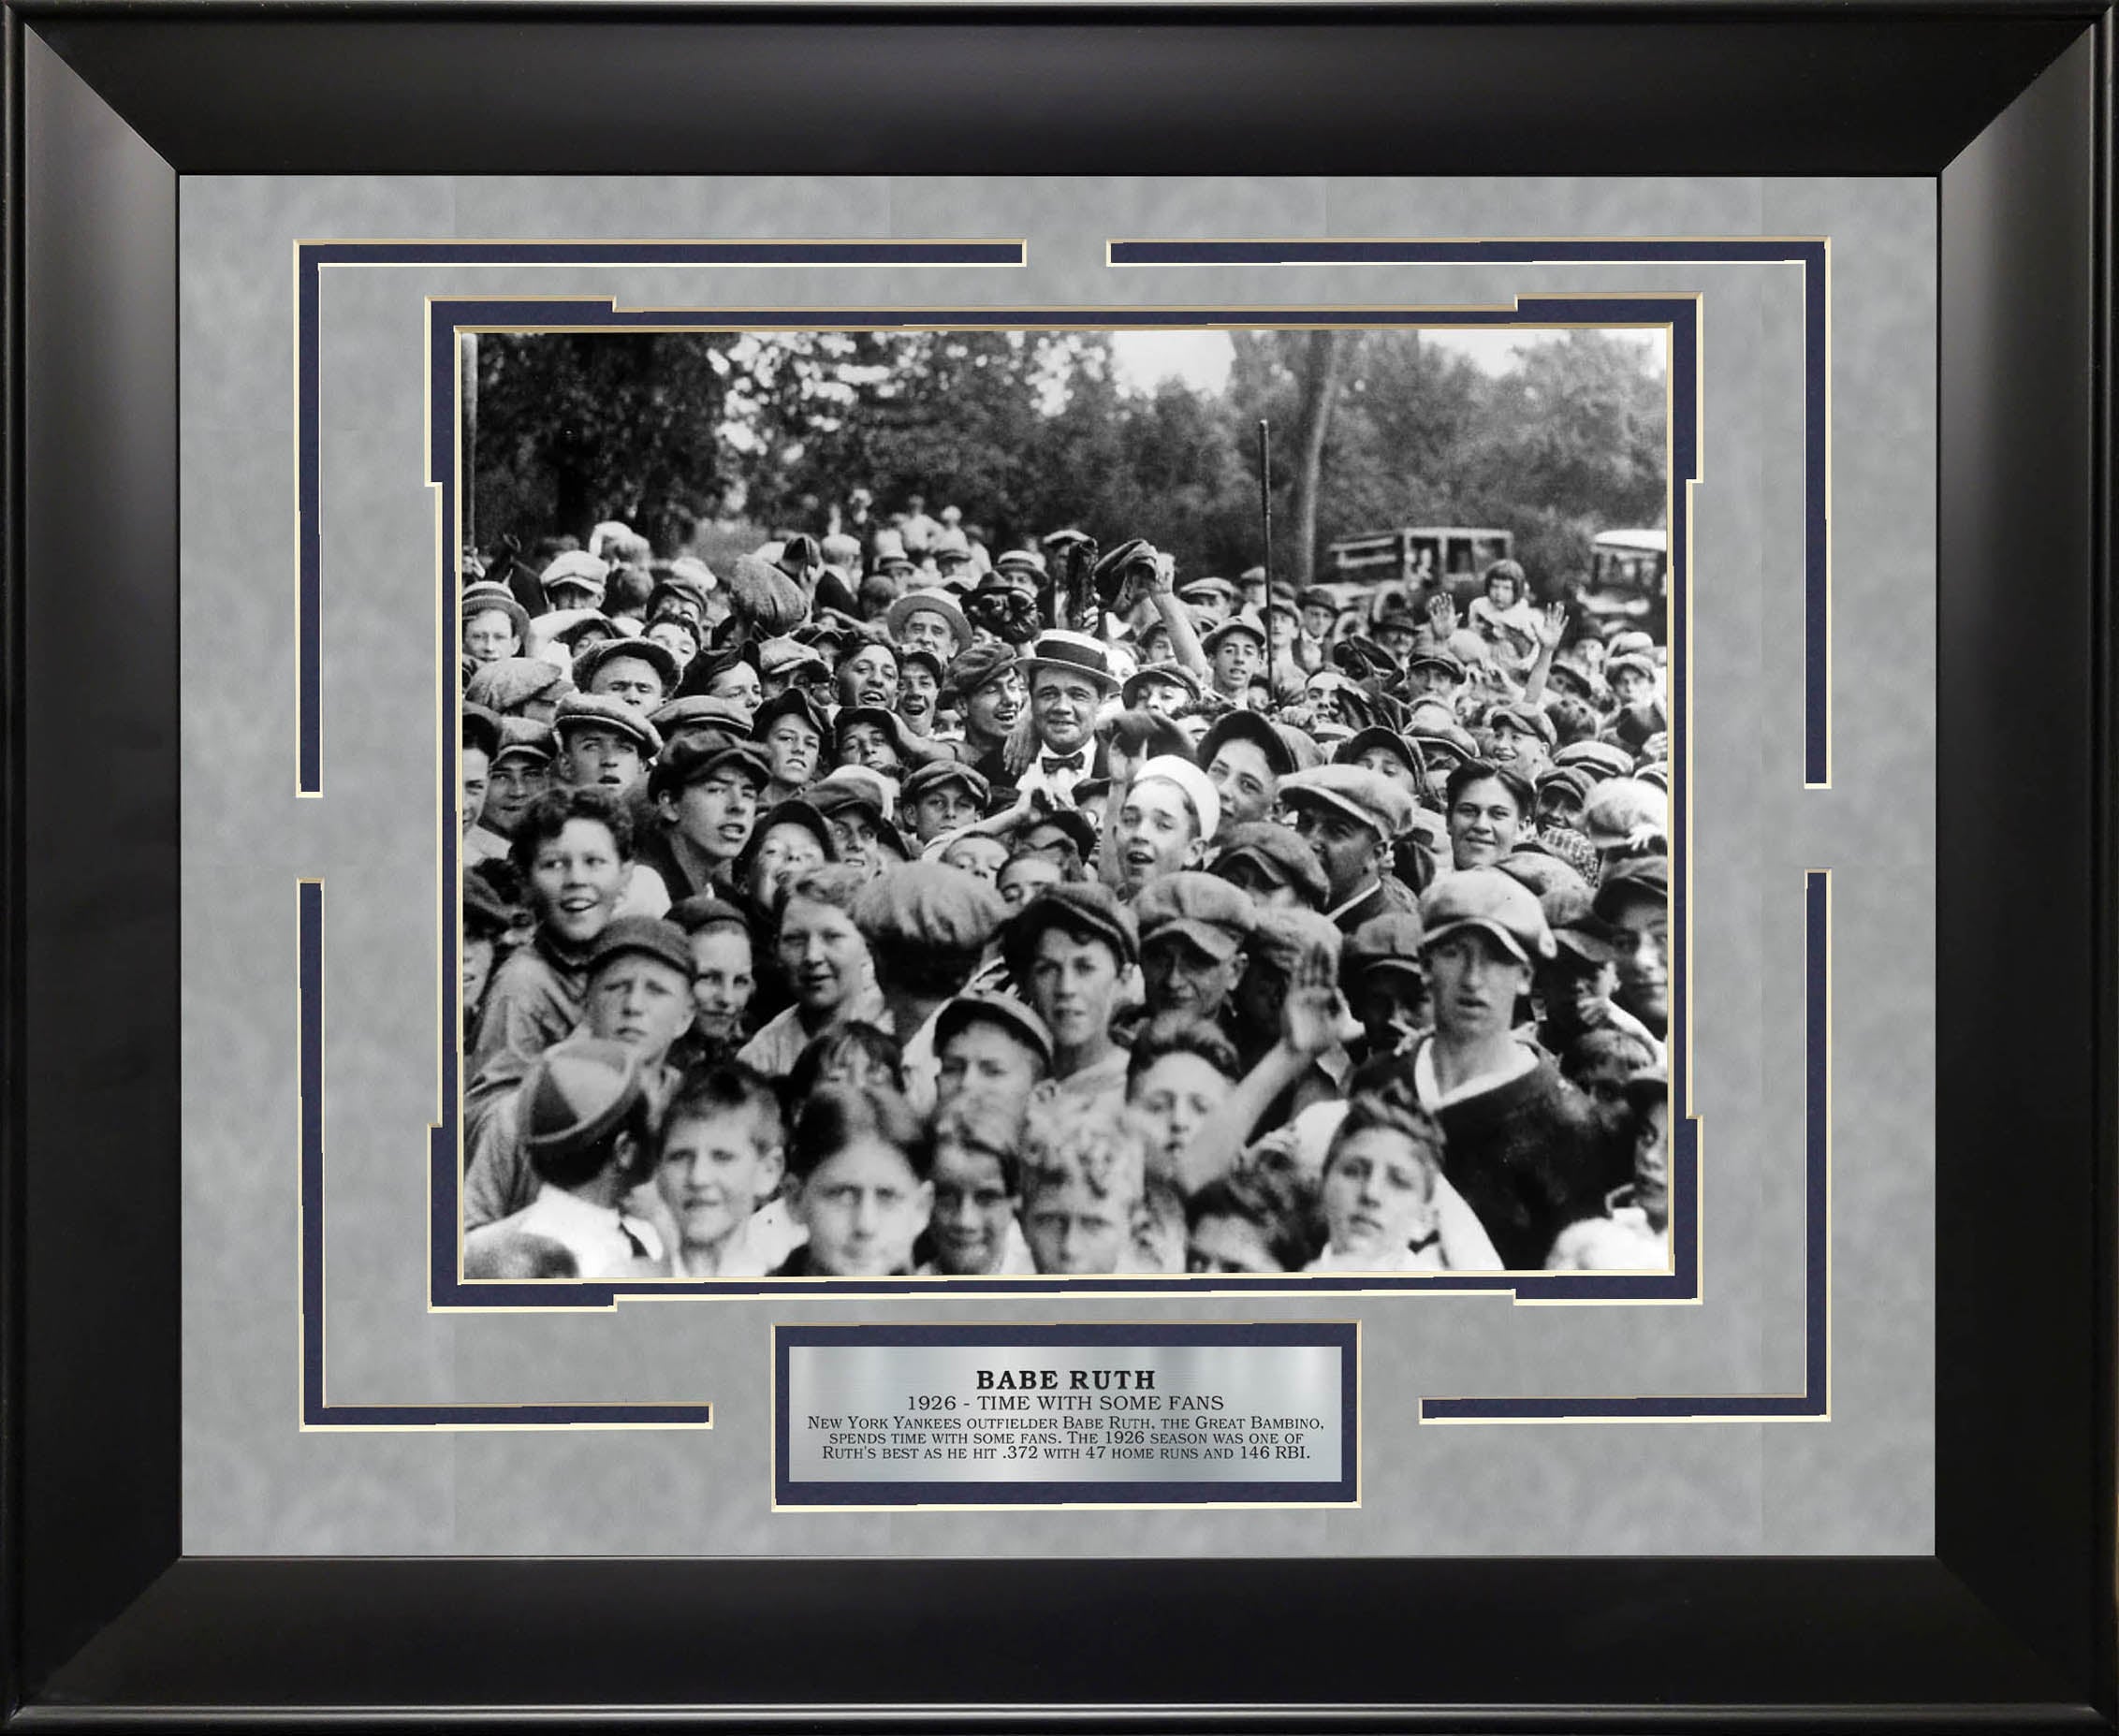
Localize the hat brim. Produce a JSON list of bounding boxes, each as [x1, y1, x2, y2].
[[1352, 954, 1426, 980], [1279, 783, 1388, 839], [1212, 844, 1293, 888], [886, 595, 972, 647], [933, 998, 1053, 1065], [1201, 709, 1296, 777], [905, 766, 988, 804], [1141, 918, 1246, 964], [1420, 913, 1539, 967], [1019, 657, 1120, 693], [1553, 926, 1620, 965]]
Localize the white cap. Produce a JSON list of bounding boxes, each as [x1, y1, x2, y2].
[[1130, 754, 1221, 846]]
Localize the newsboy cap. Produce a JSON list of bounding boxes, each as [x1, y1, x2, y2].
[[1002, 882, 1139, 978], [933, 993, 1054, 1066], [1208, 823, 1331, 911], [1419, 868, 1556, 965], [855, 860, 1008, 955], [1134, 871, 1256, 963], [1278, 765, 1417, 841], [588, 915, 694, 981], [552, 693, 662, 757], [465, 656, 571, 716]]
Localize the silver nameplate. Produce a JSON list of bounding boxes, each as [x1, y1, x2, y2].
[[774, 1323, 1358, 1508]]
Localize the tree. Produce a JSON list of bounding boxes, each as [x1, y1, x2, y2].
[[1286, 328, 1349, 586], [474, 332, 742, 550]]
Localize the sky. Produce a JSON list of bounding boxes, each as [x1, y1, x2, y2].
[[1107, 326, 1666, 394]]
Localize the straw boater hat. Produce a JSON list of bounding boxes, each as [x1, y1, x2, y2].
[[1017, 630, 1120, 692]]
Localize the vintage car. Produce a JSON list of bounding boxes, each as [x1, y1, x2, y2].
[[1323, 526, 1515, 612], [1576, 528, 1669, 640]]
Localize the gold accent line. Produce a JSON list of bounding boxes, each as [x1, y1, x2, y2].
[[1103, 233, 1834, 262]]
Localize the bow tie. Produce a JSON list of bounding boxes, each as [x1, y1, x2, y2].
[[1041, 751, 1088, 775]]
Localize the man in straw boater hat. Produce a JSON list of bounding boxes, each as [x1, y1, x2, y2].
[[1011, 629, 1120, 809]]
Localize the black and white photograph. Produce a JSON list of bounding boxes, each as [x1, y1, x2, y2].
[[453, 323, 1673, 1282]]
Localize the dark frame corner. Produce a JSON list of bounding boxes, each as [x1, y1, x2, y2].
[[4, 5, 2113, 1727]]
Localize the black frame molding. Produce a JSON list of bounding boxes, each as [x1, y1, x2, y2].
[[4, 5, 2113, 1726]]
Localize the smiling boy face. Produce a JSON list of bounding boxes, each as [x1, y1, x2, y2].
[[524, 816, 627, 947]]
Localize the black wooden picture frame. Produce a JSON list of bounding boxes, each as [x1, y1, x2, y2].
[[4, 6, 2112, 1725]]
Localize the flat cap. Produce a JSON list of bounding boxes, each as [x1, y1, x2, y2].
[[1177, 575, 1238, 606], [1591, 853, 1671, 922], [1198, 708, 1299, 780], [588, 914, 694, 980], [1134, 871, 1256, 962], [465, 656, 571, 715], [1496, 849, 1591, 905], [735, 799, 836, 872], [807, 774, 912, 857], [666, 894, 755, 938], [943, 641, 1021, 702], [855, 860, 1008, 954], [1581, 778, 1668, 853], [1487, 701, 1557, 748], [1208, 822, 1331, 911], [1248, 905, 1343, 969], [645, 573, 712, 627], [1419, 868, 1556, 965], [551, 693, 662, 756], [837, 706, 944, 770], [1121, 662, 1203, 708], [1278, 765, 1417, 840], [1002, 882, 1140, 977], [1529, 878, 1619, 964], [749, 690, 829, 750], [572, 635, 680, 694], [757, 635, 830, 680], [539, 550, 608, 600], [1334, 725, 1425, 783], [648, 737, 772, 801], [1344, 912, 1426, 974], [1410, 722, 1481, 770], [649, 695, 755, 745], [1552, 739, 1637, 781], [1200, 612, 1268, 655], [724, 553, 810, 635], [1535, 766, 1597, 810], [492, 717, 555, 766], [901, 759, 992, 808], [934, 992, 1055, 1065]]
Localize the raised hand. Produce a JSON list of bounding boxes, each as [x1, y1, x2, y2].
[[1281, 941, 1347, 1058], [1425, 592, 1459, 637], [1536, 600, 1569, 649]]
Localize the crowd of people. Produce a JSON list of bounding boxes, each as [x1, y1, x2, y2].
[[454, 500, 1673, 1283]]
